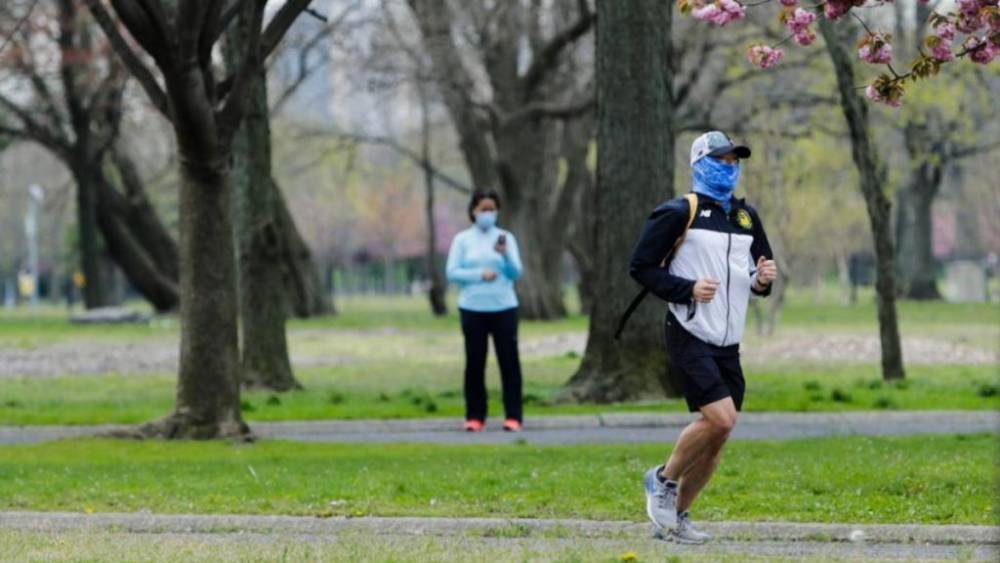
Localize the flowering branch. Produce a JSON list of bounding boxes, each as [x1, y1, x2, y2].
[[679, 0, 999, 106]]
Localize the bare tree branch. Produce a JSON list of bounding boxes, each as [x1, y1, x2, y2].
[[269, 2, 356, 115], [949, 138, 1000, 160], [83, 0, 171, 117], [108, 0, 173, 65], [0, 93, 68, 152], [501, 95, 594, 126], [217, 0, 265, 141], [519, 0, 593, 100], [261, 0, 316, 59], [0, 0, 39, 56], [297, 127, 473, 194]]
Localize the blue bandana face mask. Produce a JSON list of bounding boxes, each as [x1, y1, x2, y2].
[[692, 157, 741, 211]]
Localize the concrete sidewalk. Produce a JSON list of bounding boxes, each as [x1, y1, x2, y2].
[[2, 511, 997, 562], [2, 511, 995, 545], [0, 410, 995, 445]]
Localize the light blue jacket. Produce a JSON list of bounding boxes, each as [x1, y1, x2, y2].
[[445, 225, 523, 312]]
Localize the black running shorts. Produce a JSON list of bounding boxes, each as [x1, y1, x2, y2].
[[664, 313, 746, 412]]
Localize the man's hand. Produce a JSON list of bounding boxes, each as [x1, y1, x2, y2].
[[693, 278, 720, 303], [482, 268, 498, 282], [755, 256, 777, 288]]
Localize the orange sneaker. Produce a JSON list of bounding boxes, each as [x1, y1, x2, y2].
[[502, 419, 522, 432], [463, 419, 485, 432]]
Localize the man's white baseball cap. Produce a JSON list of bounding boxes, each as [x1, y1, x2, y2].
[[690, 131, 751, 165]]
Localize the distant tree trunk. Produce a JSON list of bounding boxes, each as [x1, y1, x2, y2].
[[419, 90, 447, 316], [893, 0, 942, 301], [228, 14, 300, 392], [565, 117, 597, 316], [109, 147, 181, 281], [74, 165, 106, 309], [94, 172, 180, 312], [895, 119, 944, 300], [275, 186, 334, 318], [820, 17, 905, 381], [406, 0, 594, 321], [561, 0, 680, 402]]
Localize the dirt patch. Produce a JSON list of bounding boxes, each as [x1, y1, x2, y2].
[[0, 340, 354, 379], [518, 332, 995, 365]]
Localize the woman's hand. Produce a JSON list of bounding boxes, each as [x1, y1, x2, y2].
[[482, 268, 498, 281]]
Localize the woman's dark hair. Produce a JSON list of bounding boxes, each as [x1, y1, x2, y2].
[[467, 189, 502, 222]]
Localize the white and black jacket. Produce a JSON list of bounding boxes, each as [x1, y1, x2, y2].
[[629, 193, 773, 349]]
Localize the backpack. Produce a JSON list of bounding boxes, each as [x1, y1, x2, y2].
[[614, 193, 699, 340]]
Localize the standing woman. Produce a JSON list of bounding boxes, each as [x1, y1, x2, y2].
[[446, 190, 525, 432]]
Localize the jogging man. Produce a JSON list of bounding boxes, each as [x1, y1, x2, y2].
[[631, 131, 777, 544]]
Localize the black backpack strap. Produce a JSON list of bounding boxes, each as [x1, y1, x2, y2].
[[615, 194, 699, 341], [614, 288, 649, 340]]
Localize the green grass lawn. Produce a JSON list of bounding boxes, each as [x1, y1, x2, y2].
[[0, 434, 993, 525], [0, 293, 996, 425], [1, 362, 997, 426]]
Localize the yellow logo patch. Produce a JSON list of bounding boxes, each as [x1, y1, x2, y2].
[[737, 209, 753, 230]]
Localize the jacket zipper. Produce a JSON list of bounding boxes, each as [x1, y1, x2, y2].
[[722, 232, 732, 346]]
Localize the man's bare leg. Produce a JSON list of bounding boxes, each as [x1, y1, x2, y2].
[[678, 447, 725, 512], [660, 398, 737, 483]]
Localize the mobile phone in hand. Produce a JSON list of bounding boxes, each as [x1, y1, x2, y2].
[[497, 234, 506, 245]]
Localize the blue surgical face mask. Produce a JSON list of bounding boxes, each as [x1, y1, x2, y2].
[[475, 210, 498, 230], [692, 156, 741, 211]]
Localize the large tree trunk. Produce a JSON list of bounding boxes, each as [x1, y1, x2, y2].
[[229, 15, 300, 392], [133, 78, 249, 440], [561, 0, 679, 402], [74, 165, 106, 309], [820, 18, 905, 380], [162, 159, 248, 437]]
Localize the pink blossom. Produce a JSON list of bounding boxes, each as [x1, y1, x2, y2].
[[824, 0, 853, 20], [794, 29, 817, 45], [858, 34, 893, 64], [935, 22, 956, 41], [956, 12, 984, 34], [747, 45, 785, 68], [692, 4, 723, 23], [987, 10, 1000, 32], [929, 37, 955, 61], [865, 84, 902, 107], [784, 8, 817, 34], [957, 0, 981, 15], [963, 35, 983, 50], [970, 41, 998, 63], [779, 0, 798, 6], [693, 0, 746, 26]]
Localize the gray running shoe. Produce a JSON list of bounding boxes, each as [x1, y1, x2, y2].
[[670, 510, 713, 544], [643, 465, 677, 530]]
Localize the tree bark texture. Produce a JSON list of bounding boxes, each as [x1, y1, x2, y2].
[[561, 0, 681, 402], [820, 17, 905, 380], [228, 13, 301, 391]]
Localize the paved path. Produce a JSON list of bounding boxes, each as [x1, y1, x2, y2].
[[1, 511, 996, 561], [1, 410, 995, 445]]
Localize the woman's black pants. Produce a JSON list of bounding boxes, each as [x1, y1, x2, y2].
[[459, 307, 523, 422]]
